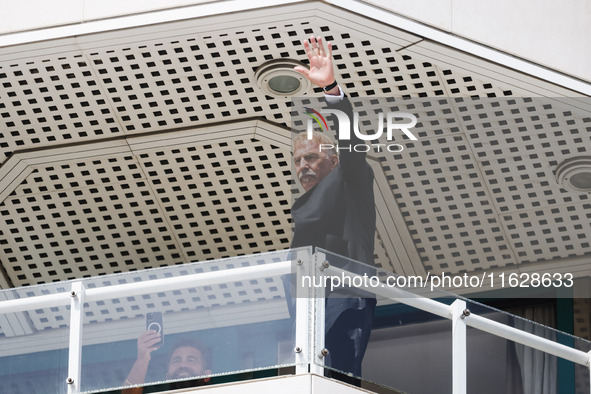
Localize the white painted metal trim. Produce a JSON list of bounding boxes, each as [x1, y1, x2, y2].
[[85, 261, 290, 301], [320, 267, 450, 319], [0, 261, 291, 314], [311, 251, 327, 375], [588, 350, 591, 394], [466, 313, 590, 366], [450, 299, 467, 394], [67, 281, 85, 394], [0, 0, 306, 48], [1, 251, 589, 392], [0, 292, 72, 314], [294, 249, 313, 374], [323, 265, 590, 367]]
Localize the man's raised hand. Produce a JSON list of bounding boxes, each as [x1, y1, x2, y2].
[[294, 36, 336, 90]]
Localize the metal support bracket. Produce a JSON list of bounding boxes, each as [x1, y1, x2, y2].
[[67, 281, 85, 394], [294, 249, 312, 375], [311, 251, 327, 376], [451, 299, 467, 394]]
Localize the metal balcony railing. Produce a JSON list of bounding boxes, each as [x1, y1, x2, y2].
[[0, 247, 589, 393]]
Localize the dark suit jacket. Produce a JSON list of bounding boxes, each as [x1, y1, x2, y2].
[[291, 96, 376, 330]]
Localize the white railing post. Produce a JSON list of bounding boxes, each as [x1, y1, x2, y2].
[[451, 299, 467, 394], [588, 350, 591, 394], [67, 281, 85, 394], [294, 249, 312, 375], [311, 250, 327, 375]]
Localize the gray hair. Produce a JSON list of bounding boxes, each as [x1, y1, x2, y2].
[[293, 131, 337, 158]]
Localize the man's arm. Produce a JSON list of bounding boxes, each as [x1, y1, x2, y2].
[[328, 96, 369, 181], [295, 36, 369, 180], [122, 330, 161, 394]]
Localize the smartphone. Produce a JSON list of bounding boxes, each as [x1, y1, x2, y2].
[[145, 312, 164, 348]]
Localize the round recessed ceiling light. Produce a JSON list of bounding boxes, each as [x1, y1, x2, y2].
[[255, 59, 311, 97], [555, 156, 591, 193]]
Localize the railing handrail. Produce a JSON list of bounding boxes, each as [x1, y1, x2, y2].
[[324, 265, 591, 368], [0, 261, 292, 315], [0, 250, 589, 394]]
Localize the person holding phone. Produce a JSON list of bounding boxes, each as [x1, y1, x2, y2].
[[122, 329, 212, 393]]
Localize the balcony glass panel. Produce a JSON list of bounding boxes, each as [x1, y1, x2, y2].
[[314, 249, 453, 393], [464, 298, 591, 394], [0, 282, 71, 394], [78, 248, 302, 393], [0, 247, 588, 394], [314, 248, 590, 394]]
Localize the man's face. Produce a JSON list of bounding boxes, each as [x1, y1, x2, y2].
[[294, 139, 338, 192], [166, 346, 211, 381]]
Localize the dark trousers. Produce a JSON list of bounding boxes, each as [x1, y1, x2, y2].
[[324, 298, 376, 378], [282, 274, 376, 380]]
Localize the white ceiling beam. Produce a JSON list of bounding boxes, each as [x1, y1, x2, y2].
[[323, 0, 591, 96], [0, 0, 307, 48]]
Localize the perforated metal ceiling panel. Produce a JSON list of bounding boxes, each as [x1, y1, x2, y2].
[[0, 122, 292, 285], [0, 2, 589, 293], [372, 97, 591, 275]]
